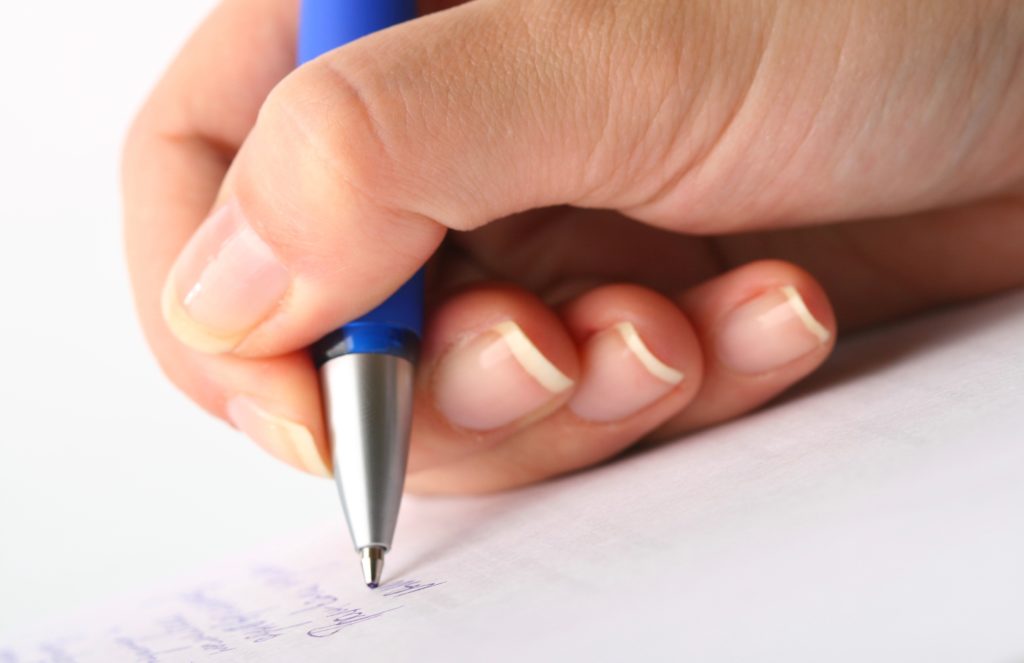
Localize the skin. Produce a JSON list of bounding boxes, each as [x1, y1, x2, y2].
[[122, 0, 1024, 493]]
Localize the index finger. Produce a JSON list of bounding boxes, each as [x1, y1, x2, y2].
[[121, 0, 334, 474], [123, 0, 298, 361]]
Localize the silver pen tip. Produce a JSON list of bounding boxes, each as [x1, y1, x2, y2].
[[361, 546, 386, 588]]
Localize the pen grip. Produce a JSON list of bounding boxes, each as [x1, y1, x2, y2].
[[299, 0, 425, 357]]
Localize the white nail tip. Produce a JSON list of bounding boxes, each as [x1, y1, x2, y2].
[[286, 422, 333, 478], [614, 322, 685, 385], [780, 285, 831, 344], [250, 401, 331, 478], [491, 321, 574, 394], [226, 396, 331, 478]]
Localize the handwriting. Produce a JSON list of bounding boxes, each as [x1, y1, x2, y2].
[[157, 615, 232, 655], [306, 606, 402, 638], [113, 637, 160, 663], [379, 579, 446, 598], [3, 564, 445, 662], [181, 590, 312, 644]]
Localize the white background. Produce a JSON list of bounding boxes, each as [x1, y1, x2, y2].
[[0, 0, 342, 629], [2, 3, 1024, 656]]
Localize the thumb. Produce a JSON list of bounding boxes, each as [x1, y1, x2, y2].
[[162, 0, 649, 355], [160, 0, 1021, 356]]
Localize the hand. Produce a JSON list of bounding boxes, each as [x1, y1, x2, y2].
[[123, 0, 1024, 493]]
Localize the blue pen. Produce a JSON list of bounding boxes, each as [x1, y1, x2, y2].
[[299, 0, 421, 589]]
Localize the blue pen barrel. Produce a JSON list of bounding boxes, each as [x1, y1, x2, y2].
[[298, 0, 417, 65], [312, 270, 425, 365], [299, 0, 423, 363], [356, 269, 425, 336]]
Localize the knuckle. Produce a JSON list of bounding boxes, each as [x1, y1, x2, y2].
[[258, 56, 402, 215], [238, 57, 445, 271]]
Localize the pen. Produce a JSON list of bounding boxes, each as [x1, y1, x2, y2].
[[299, 0, 421, 589]]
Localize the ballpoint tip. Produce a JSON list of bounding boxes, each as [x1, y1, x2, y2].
[[361, 546, 385, 589]]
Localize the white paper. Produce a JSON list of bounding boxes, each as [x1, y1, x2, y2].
[[4, 290, 1024, 662]]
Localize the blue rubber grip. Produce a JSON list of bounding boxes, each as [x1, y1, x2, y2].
[[298, 0, 423, 358]]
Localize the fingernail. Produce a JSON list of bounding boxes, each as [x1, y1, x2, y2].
[[569, 322, 684, 422], [161, 202, 290, 353], [226, 396, 331, 478], [434, 321, 574, 431], [716, 285, 831, 375]]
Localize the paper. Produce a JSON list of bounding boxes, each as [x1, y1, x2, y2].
[[4, 290, 1024, 662]]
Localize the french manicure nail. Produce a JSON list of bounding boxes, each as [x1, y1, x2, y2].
[[226, 396, 331, 478], [715, 285, 831, 375], [434, 320, 573, 431], [161, 202, 290, 353], [569, 322, 684, 422]]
